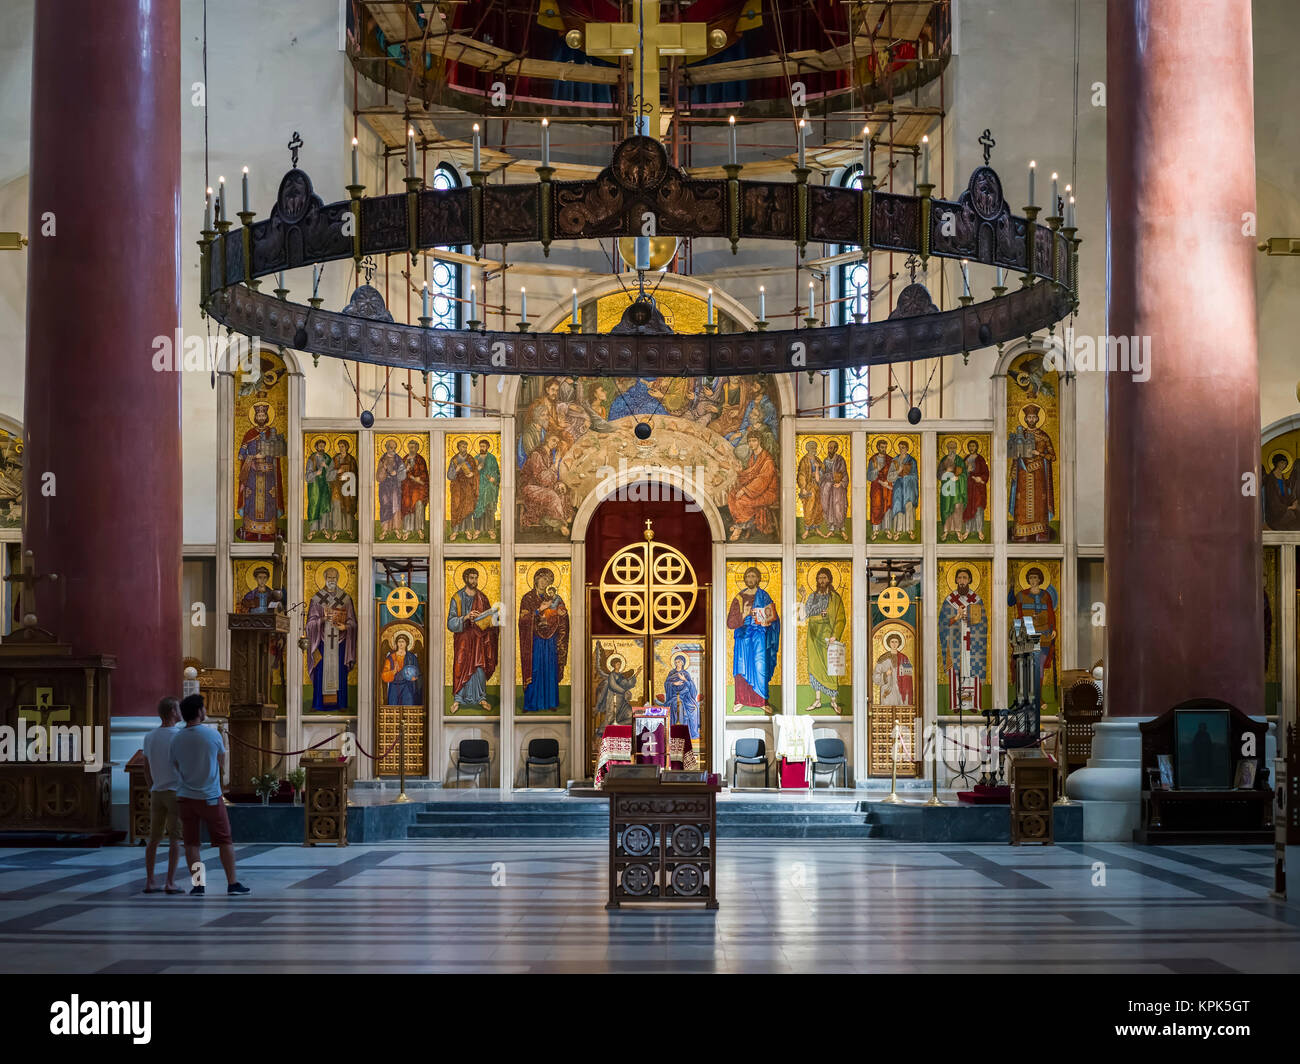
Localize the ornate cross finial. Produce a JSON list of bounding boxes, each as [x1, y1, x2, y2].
[[644, 518, 654, 541], [288, 131, 304, 169], [979, 128, 996, 166], [360, 255, 377, 284], [904, 254, 921, 283]]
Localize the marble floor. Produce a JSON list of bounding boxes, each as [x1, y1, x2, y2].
[[0, 840, 1293, 973]]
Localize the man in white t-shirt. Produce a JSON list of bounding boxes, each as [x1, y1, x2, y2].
[[142, 696, 185, 893], [172, 693, 250, 896]]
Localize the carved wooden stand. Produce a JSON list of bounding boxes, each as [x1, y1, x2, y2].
[[303, 756, 349, 846], [602, 778, 720, 909], [1007, 748, 1056, 845], [227, 613, 288, 790]]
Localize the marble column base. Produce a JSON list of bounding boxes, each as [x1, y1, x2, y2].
[[109, 717, 155, 833]]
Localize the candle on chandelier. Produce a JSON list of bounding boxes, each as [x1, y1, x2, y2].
[[1051, 172, 1059, 216], [1067, 195, 1076, 228], [422, 281, 429, 320], [862, 125, 871, 179], [707, 288, 715, 325], [351, 136, 359, 185], [996, 265, 1005, 288], [469, 283, 477, 322], [407, 127, 416, 179], [1028, 161, 1037, 208], [472, 123, 481, 171], [542, 118, 550, 168], [808, 279, 816, 320], [855, 281, 863, 317], [241, 167, 249, 214], [520, 286, 527, 323], [571, 287, 579, 326], [758, 285, 766, 322], [312, 263, 321, 294], [217, 176, 226, 222], [204, 187, 212, 230], [728, 115, 737, 166], [921, 134, 930, 186], [961, 259, 970, 297], [797, 118, 806, 169], [277, 271, 285, 292]]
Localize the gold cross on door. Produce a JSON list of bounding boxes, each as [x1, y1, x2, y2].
[[580, 0, 712, 140]]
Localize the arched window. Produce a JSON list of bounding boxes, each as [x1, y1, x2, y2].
[[837, 166, 871, 418], [426, 164, 463, 417]]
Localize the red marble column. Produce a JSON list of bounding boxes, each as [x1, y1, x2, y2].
[[1105, 0, 1262, 715], [22, 0, 182, 716]]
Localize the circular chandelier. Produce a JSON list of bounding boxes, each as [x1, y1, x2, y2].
[[198, 133, 1079, 378]]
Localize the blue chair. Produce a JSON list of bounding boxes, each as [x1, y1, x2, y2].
[[452, 739, 491, 787], [811, 737, 849, 788], [525, 738, 561, 787], [731, 737, 769, 788]]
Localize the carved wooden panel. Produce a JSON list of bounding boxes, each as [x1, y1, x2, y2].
[[810, 185, 861, 245]]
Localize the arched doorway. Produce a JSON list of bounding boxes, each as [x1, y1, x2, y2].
[[583, 483, 712, 775]]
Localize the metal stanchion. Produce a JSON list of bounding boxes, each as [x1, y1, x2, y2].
[[395, 713, 411, 804], [881, 722, 905, 804]]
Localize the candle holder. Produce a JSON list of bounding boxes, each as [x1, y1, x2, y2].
[[418, 315, 432, 329], [1021, 205, 1040, 287], [466, 319, 483, 332], [803, 315, 819, 329], [274, 282, 289, 301], [567, 322, 582, 333], [852, 311, 866, 325], [537, 165, 555, 257], [793, 165, 811, 256], [236, 210, 255, 228], [517, 321, 531, 333], [704, 322, 718, 335], [723, 163, 742, 254], [755, 320, 769, 331], [917, 183, 934, 266]]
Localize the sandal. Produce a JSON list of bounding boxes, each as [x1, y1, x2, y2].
[[164, 887, 183, 895]]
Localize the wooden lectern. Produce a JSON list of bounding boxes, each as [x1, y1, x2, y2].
[[227, 612, 289, 790]]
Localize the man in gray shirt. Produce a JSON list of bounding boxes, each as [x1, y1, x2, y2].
[[171, 694, 250, 896], [141, 696, 185, 893]]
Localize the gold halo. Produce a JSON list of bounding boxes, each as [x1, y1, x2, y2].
[[452, 562, 486, 588], [1014, 563, 1051, 592], [311, 436, 329, 450], [315, 562, 347, 590], [941, 436, 961, 453], [244, 562, 273, 590], [247, 402, 275, 426], [735, 561, 773, 590], [522, 561, 561, 591], [1016, 405, 1047, 429], [1267, 449, 1294, 477], [380, 622, 422, 651], [379, 435, 401, 453], [804, 562, 841, 591], [945, 563, 982, 595], [873, 621, 913, 654]]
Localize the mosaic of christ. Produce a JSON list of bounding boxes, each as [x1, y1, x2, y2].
[[514, 375, 781, 542]]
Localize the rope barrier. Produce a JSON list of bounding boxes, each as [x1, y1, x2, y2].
[[224, 729, 401, 762]]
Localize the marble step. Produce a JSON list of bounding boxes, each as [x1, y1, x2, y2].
[[406, 822, 879, 839]]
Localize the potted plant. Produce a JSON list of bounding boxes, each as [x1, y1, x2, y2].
[[252, 771, 281, 806], [288, 767, 307, 806]]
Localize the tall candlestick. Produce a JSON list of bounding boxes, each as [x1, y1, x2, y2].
[[422, 282, 429, 319], [1067, 195, 1076, 228], [241, 166, 249, 213], [520, 286, 527, 323], [407, 127, 415, 179], [961, 259, 970, 297], [707, 288, 714, 325], [204, 187, 212, 230], [797, 118, 806, 169], [542, 118, 550, 167], [808, 280, 816, 320], [1028, 161, 1037, 207], [469, 283, 477, 322], [758, 285, 765, 322], [472, 123, 481, 171], [351, 136, 359, 185], [571, 288, 579, 326], [312, 263, 321, 294], [861, 125, 871, 179], [1051, 172, 1059, 215], [217, 176, 226, 222], [921, 134, 930, 186], [996, 266, 1005, 287], [728, 115, 737, 165], [855, 282, 863, 317], [277, 271, 284, 292]]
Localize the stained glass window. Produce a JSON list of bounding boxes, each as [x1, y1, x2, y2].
[[838, 166, 871, 418], [426, 165, 462, 417]]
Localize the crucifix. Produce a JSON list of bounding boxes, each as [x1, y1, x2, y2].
[[581, 0, 711, 141], [3, 548, 57, 629]]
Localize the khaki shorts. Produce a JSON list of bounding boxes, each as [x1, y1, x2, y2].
[[149, 789, 183, 843]]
